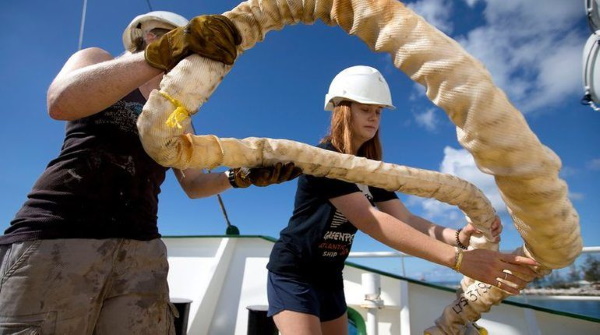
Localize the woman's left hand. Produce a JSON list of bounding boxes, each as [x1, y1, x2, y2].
[[459, 248, 538, 295]]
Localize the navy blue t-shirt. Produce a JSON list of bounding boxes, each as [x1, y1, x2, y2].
[[0, 89, 167, 244], [267, 142, 398, 287]]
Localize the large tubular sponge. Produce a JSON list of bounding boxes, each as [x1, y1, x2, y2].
[[136, 1, 582, 333]]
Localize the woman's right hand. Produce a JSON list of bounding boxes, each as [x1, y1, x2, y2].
[[458, 248, 540, 295]]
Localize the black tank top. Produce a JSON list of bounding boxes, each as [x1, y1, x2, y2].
[[0, 89, 167, 244]]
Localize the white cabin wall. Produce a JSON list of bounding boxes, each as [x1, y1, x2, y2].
[[162, 236, 600, 335]]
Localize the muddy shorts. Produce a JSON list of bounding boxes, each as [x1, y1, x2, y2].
[[0, 238, 178, 335]]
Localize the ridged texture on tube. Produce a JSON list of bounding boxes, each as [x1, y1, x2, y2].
[[189, 136, 496, 228], [222, 0, 582, 266], [137, 55, 232, 168], [136, 0, 582, 333]]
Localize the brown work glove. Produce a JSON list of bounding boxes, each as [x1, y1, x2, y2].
[[228, 162, 303, 188], [145, 14, 242, 72]]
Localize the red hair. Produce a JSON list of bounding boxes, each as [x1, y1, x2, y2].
[[320, 101, 383, 160]]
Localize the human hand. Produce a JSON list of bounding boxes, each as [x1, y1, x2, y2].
[[486, 215, 503, 242], [145, 14, 242, 71], [460, 215, 503, 247], [458, 248, 539, 295], [228, 162, 302, 188]]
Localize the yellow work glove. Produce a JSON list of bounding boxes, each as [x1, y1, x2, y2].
[[228, 163, 303, 188], [145, 14, 242, 72]]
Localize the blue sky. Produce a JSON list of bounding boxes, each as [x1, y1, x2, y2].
[[1, 0, 598, 281]]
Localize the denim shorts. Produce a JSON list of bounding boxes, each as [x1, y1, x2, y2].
[[267, 271, 347, 322]]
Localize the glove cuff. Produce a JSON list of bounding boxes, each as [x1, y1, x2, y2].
[[144, 52, 169, 72], [227, 169, 239, 188]]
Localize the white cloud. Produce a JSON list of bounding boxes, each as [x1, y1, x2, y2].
[[407, 0, 584, 113], [406, 146, 507, 224], [406, 196, 460, 219], [463, 0, 480, 7], [588, 158, 600, 170], [439, 147, 506, 211], [455, 0, 585, 113], [569, 192, 585, 201], [409, 82, 427, 101], [559, 166, 579, 178], [407, 0, 454, 34], [414, 108, 439, 131]]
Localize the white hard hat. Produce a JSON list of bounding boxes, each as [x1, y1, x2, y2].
[[122, 11, 189, 52], [324, 65, 395, 111]]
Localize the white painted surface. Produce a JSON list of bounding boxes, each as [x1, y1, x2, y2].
[[163, 236, 599, 335]]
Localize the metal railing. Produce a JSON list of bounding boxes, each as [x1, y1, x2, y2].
[[348, 246, 600, 278]]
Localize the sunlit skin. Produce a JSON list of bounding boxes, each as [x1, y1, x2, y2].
[[349, 102, 382, 151]]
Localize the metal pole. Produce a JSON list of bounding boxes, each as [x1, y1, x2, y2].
[[78, 0, 88, 50]]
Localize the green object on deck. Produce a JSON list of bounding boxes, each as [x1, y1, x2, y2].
[[226, 224, 240, 236], [347, 307, 367, 335]]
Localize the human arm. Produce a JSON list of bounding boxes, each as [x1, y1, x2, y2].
[[47, 48, 162, 121], [174, 163, 302, 198], [376, 199, 502, 248], [48, 14, 241, 121], [173, 168, 231, 199], [330, 193, 538, 294]]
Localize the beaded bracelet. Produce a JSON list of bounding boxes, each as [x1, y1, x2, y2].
[[227, 169, 239, 188], [453, 247, 464, 272], [455, 228, 468, 250]]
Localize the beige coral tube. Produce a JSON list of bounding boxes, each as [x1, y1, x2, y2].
[[137, 0, 582, 333]]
